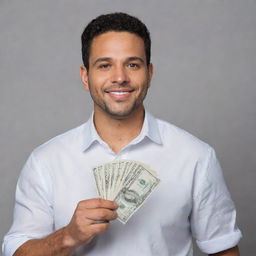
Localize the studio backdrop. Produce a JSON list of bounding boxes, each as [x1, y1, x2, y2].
[[1, 1, 255, 255]]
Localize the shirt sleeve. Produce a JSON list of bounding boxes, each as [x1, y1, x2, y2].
[[190, 147, 242, 254], [2, 152, 54, 256]]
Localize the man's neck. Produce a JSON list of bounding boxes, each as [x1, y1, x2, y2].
[[93, 107, 145, 154]]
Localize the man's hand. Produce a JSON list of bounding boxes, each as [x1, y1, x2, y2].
[[63, 198, 118, 248]]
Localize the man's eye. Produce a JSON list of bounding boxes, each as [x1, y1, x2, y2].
[[128, 63, 139, 69], [98, 64, 110, 69]]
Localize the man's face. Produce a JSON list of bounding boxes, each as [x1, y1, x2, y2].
[[80, 31, 153, 119]]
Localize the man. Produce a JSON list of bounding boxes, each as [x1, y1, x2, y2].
[[2, 12, 242, 256]]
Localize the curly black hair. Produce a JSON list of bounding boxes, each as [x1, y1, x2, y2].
[[81, 12, 151, 70]]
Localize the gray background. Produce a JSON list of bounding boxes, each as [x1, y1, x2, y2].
[[0, 0, 255, 255]]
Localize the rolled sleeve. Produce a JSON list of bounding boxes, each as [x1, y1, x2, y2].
[[2, 152, 54, 256], [2, 235, 31, 256], [196, 229, 242, 254], [191, 148, 242, 254]]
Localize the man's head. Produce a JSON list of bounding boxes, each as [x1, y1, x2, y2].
[[80, 13, 153, 119], [81, 12, 151, 70]]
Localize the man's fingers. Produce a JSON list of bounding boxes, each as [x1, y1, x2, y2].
[[65, 198, 119, 246], [77, 198, 118, 210], [84, 208, 118, 221]]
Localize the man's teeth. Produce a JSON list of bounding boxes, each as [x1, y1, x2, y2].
[[110, 91, 130, 95]]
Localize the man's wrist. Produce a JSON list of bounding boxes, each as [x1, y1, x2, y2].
[[61, 226, 78, 249]]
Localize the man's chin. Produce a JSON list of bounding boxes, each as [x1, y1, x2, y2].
[[105, 106, 138, 120], [107, 111, 133, 120]]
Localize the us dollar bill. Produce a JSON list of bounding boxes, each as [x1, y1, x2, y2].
[[114, 165, 160, 224]]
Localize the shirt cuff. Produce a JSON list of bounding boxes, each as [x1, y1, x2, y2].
[[196, 229, 242, 254], [2, 235, 30, 256]]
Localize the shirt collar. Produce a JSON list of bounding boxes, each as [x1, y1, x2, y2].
[[81, 110, 162, 152], [132, 111, 162, 146], [81, 112, 101, 151]]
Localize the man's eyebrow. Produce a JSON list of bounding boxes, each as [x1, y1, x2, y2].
[[127, 56, 145, 63], [93, 57, 112, 66], [92, 56, 145, 66]]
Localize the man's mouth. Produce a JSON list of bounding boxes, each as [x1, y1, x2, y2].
[[105, 89, 134, 100], [109, 91, 131, 95]]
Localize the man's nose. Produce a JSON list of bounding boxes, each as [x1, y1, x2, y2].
[[111, 65, 130, 85]]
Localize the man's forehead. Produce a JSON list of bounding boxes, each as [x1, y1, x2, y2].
[[89, 31, 146, 60], [92, 31, 142, 42]]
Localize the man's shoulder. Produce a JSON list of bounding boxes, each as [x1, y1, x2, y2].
[[32, 123, 86, 158], [155, 116, 212, 155]]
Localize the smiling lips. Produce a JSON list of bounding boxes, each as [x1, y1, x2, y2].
[[110, 91, 130, 95], [105, 88, 134, 100]]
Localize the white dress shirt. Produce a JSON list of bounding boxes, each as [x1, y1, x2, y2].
[[2, 111, 242, 256]]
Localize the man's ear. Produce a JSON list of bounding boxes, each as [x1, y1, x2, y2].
[[148, 63, 154, 88], [80, 66, 89, 91]]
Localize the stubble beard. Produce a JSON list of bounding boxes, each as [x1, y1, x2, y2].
[[103, 101, 140, 119], [91, 86, 149, 120]]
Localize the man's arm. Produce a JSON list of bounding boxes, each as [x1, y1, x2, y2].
[[209, 246, 240, 256], [13, 198, 118, 256], [13, 228, 73, 256]]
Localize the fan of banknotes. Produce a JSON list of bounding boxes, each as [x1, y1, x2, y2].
[[92, 160, 160, 224]]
